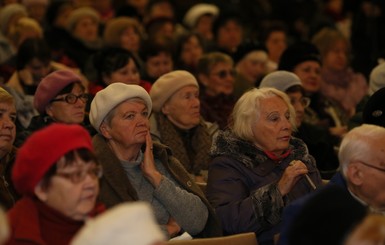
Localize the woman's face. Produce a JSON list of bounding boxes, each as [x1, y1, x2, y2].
[[73, 16, 98, 42], [265, 31, 287, 61], [201, 62, 235, 96], [287, 91, 306, 127], [162, 85, 200, 130], [46, 83, 87, 124], [0, 101, 16, 158], [252, 96, 292, 155], [322, 39, 348, 71], [104, 58, 140, 86], [120, 27, 140, 53], [293, 60, 322, 94], [102, 100, 149, 149], [180, 35, 203, 67], [36, 155, 100, 221], [216, 20, 243, 52], [145, 52, 173, 79]]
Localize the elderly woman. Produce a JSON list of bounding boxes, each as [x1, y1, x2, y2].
[[7, 123, 103, 244], [149, 70, 218, 182], [206, 87, 322, 245], [15, 69, 92, 146], [197, 52, 236, 129], [89, 83, 221, 239], [0, 88, 18, 210]]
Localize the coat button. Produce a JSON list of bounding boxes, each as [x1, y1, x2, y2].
[[187, 181, 192, 187]]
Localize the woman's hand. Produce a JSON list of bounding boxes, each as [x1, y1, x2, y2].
[[141, 131, 162, 187], [166, 217, 181, 238], [277, 160, 308, 196]]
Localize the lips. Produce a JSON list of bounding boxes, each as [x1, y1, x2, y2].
[[0, 134, 12, 140]]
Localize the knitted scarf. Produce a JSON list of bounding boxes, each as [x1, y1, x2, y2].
[[156, 113, 212, 175]]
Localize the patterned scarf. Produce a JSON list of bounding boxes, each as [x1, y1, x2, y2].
[[156, 113, 213, 175]]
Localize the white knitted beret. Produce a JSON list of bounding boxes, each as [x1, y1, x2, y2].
[[71, 202, 165, 245], [89, 83, 152, 133], [259, 71, 302, 92], [150, 70, 199, 112], [183, 3, 219, 28]]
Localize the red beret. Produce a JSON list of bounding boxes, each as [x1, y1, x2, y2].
[[12, 123, 93, 195], [34, 70, 82, 114]]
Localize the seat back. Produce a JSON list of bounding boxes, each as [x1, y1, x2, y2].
[[167, 232, 258, 245]]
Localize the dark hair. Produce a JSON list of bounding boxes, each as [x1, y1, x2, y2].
[[56, 82, 85, 96], [93, 47, 139, 83], [259, 20, 288, 44], [139, 39, 173, 62], [40, 148, 99, 189], [212, 11, 242, 39], [286, 84, 305, 94], [44, 0, 73, 26], [16, 38, 51, 71], [174, 32, 205, 62]]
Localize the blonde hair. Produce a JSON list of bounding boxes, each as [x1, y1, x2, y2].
[[344, 214, 385, 245], [230, 87, 296, 142]]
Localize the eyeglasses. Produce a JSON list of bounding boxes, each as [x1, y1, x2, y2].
[[290, 97, 311, 108], [358, 161, 385, 173], [51, 93, 89, 104], [55, 165, 103, 184], [211, 70, 236, 79]]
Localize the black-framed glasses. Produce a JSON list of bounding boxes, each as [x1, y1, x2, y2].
[[55, 165, 103, 184], [51, 93, 89, 104], [211, 70, 236, 79], [358, 161, 385, 173], [291, 97, 311, 108]]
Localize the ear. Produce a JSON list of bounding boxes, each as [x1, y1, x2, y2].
[[161, 102, 170, 115], [34, 182, 48, 202], [45, 104, 54, 118], [100, 121, 112, 139], [347, 162, 364, 186]]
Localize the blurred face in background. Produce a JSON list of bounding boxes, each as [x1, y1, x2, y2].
[[180, 35, 203, 67], [145, 52, 173, 79], [322, 39, 348, 71], [0, 101, 16, 158], [200, 62, 235, 96], [265, 31, 287, 63], [120, 27, 141, 53], [216, 20, 243, 53], [293, 61, 322, 94], [104, 58, 141, 86], [73, 16, 99, 42]]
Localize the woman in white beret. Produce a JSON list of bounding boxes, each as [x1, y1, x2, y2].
[[89, 83, 222, 239], [149, 70, 218, 183]]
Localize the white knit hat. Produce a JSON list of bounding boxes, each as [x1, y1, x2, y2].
[[67, 7, 100, 32], [71, 202, 166, 245], [150, 70, 199, 112], [183, 3, 219, 28], [259, 71, 302, 92], [89, 83, 152, 133]]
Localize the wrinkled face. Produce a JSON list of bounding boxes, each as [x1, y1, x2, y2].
[[36, 156, 100, 221], [287, 91, 305, 127], [201, 62, 235, 96], [293, 61, 322, 94], [216, 20, 243, 51], [252, 96, 292, 155], [120, 27, 140, 52], [0, 102, 16, 157], [351, 137, 385, 211], [180, 36, 203, 66], [104, 58, 140, 86], [162, 85, 200, 130], [102, 100, 149, 149], [46, 83, 87, 124], [265, 31, 287, 61], [73, 16, 98, 42], [322, 39, 348, 71], [145, 52, 173, 79]]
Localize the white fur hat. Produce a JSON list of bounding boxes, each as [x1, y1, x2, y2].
[[183, 3, 219, 28], [89, 83, 152, 133], [369, 62, 385, 96], [259, 71, 302, 92], [71, 202, 165, 245]]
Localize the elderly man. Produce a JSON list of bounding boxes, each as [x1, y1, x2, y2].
[[149, 70, 218, 182], [279, 124, 385, 245]]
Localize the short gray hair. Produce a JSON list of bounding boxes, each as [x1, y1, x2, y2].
[[339, 124, 385, 177], [230, 87, 296, 142]]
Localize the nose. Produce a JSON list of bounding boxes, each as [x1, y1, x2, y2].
[[2, 117, 15, 129]]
